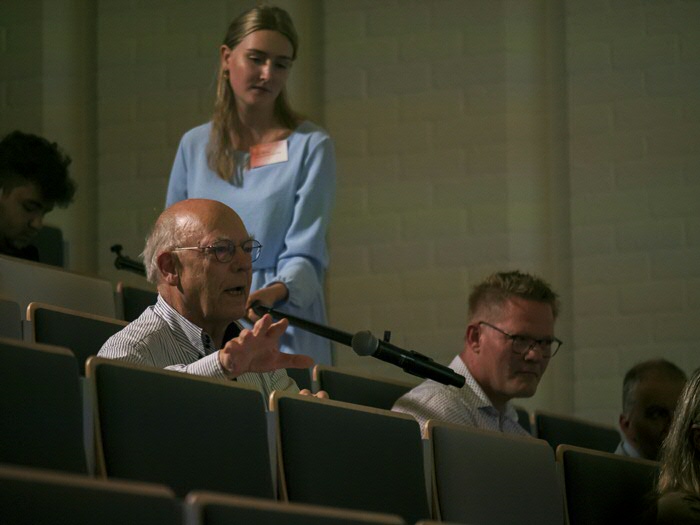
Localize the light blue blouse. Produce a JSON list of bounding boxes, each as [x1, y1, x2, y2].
[[166, 121, 336, 365]]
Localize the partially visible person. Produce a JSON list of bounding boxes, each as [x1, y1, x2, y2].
[[99, 198, 319, 399], [166, 5, 336, 366], [656, 367, 700, 525], [0, 130, 75, 261], [393, 270, 561, 435], [617, 359, 687, 461]]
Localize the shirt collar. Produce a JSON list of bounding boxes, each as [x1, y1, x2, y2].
[[153, 295, 216, 357], [450, 355, 520, 424]]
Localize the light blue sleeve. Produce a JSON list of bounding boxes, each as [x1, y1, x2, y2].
[[270, 135, 336, 310], [165, 137, 190, 207]]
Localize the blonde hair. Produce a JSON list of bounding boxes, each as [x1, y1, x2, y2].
[[468, 270, 560, 322], [208, 5, 301, 184], [658, 367, 700, 497]]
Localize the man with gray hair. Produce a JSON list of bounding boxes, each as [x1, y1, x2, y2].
[[393, 270, 561, 435], [617, 358, 687, 460], [99, 198, 314, 397]]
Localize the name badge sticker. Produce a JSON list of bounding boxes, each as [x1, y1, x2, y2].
[[250, 140, 288, 169]]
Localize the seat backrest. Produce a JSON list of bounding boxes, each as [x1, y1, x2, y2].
[[534, 410, 620, 452], [270, 391, 431, 524], [27, 302, 128, 375], [186, 491, 406, 525], [312, 365, 417, 410], [32, 224, 65, 268], [286, 366, 312, 391], [0, 254, 116, 317], [557, 445, 659, 525], [0, 338, 87, 473], [115, 282, 157, 322], [0, 464, 180, 525], [87, 357, 274, 499], [0, 295, 22, 339], [427, 420, 564, 525]]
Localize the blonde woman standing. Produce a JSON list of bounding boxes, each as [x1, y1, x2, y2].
[[166, 6, 335, 365]]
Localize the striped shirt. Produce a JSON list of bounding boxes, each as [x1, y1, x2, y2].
[[98, 295, 298, 399], [392, 355, 529, 436]]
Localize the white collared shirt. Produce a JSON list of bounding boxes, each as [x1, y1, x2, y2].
[[98, 295, 298, 398], [392, 355, 529, 436]]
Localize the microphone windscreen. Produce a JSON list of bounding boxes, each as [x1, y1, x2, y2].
[[351, 330, 378, 357]]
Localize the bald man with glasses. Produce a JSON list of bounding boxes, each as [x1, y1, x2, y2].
[[393, 270, 561, 435], [99, 198, 316, 397]]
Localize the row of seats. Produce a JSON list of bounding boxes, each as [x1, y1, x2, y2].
[[0, 338, 659, 524], [0, 254, 156, 323], [0, 464, 416, 525], [1, 294, 621, 452]]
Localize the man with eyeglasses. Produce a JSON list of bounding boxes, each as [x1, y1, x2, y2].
[[98, 198, 315, 398], [393, 270, 561, 435]]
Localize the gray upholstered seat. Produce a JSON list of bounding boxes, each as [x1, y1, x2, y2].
[[0, 296, 21, 339], [312, 364, 417, 410], [0, 338, 87, 473], [186, 491, 406, 525], [270, 391, 431, 524], [26, 302, 128, 375], [534, 410, 620, 452], [427, 420, 564, 525], [557, 444, 659, 525], [87, 357, 274, 499], [0, 464, 179, 525]]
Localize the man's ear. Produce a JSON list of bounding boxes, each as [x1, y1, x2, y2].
[[465, 324, 481, 353], [619, 413, 632, 439], [156, 251, 180, 286]]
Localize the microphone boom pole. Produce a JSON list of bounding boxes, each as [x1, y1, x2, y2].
[[250, 302, 465, 387]]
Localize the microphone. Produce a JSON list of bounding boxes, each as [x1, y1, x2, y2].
[[250, 302, 353, 347], [250, 302, 464, 387], [351, 331, 465, 387]]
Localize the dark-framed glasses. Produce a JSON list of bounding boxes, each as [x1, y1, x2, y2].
[[173, 239, 262, 263], [478, 321, 562, 358]]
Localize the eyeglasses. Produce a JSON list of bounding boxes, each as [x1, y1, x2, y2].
[[172, 239, 262, 263], [478, 321, 562, 358]]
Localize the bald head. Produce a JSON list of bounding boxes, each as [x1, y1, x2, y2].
[[143, 199, 247, 283]]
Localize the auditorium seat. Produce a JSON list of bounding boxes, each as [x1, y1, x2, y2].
[[534, 410, 620, 453], [312, 365, 417, 410], [32, 224, 65, 268], [0, 464, 180, 525], [270, 391, 431, 524], [186, 491, 406, 525], [0, 338, 87, 473], [0, 295, 22, 339], [557, 445, 658, 525], [0, 254, 116, 317], [26, 302, 128, 375], [115, 281, 157, 322], [286, 366, 313, 391], [427, 420, 564, 524], [87, 357, 274, 498]]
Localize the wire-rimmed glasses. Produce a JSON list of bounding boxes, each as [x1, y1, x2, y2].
[[478, 321, 562, 358], [173, 239, 262, 263]]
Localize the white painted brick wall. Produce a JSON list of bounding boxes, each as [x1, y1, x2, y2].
[[2, 0, 696, 426], [0, 1, 43, 134], [568, 0, 700, 425]]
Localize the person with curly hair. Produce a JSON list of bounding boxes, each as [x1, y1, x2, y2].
[[0, 130, 75, 261]]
